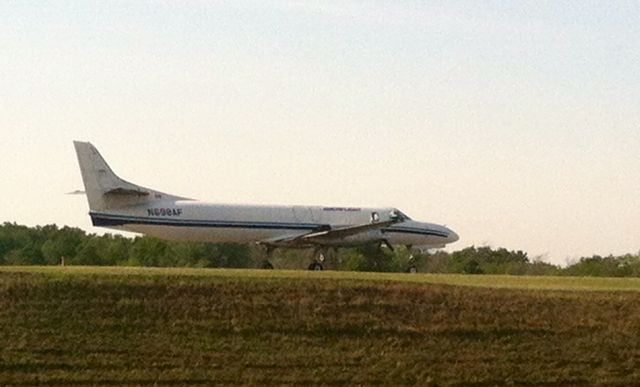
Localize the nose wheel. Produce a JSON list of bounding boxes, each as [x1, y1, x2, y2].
[[406, 247, 418, 273]]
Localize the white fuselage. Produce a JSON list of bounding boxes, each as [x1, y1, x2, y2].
[[90, 200, 458, 249], [73, 140, 459, 254]]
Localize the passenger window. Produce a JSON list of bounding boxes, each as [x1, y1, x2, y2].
[[371, 212, 380, 223]]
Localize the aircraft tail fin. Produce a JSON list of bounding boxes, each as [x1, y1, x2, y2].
[[73, 141, 183, 212]]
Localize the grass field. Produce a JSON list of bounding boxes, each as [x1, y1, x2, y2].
[[2, 266, 640, 385]]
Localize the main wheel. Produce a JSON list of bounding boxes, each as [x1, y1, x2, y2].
[[308, 262, 324, 271], [261, 261, 274, 269], [407, 265, 417, 274]]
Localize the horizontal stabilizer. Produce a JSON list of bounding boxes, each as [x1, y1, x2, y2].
[[104, 187, 150, 196]]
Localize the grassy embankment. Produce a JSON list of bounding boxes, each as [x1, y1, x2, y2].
[[2, 266, 640, 385]]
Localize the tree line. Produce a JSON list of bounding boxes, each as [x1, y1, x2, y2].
[[1, 222, 638, 276]]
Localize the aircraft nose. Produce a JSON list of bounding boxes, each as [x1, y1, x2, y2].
[[447, 228, 459, 243]]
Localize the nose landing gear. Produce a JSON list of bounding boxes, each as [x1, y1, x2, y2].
[[405, 244, 418, 273]]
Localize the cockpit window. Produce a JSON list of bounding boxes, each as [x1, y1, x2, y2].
[[394, 209, 411, 221]]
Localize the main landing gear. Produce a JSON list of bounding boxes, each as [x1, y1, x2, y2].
[[260, 245, 275, 270], [308, 248, 328, 271], [308, 262, 324, 271]]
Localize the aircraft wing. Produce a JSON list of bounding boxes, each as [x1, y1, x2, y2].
[[300, 218, 399, 241], [264, 218, 400, 247]]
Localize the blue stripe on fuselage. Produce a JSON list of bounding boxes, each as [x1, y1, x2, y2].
[[90, 212, 318, 230], [89, 212, 449, 238]]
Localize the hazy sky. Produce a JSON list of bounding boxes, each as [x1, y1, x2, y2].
[[1, 1, 639, 264]]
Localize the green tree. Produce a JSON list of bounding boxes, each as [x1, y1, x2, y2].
[[340, 244, 396, 272], [41, 226, 86, 265], [129, 237, 169, 267]]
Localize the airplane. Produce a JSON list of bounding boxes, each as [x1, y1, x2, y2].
[[74, 141, 459, 271]]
